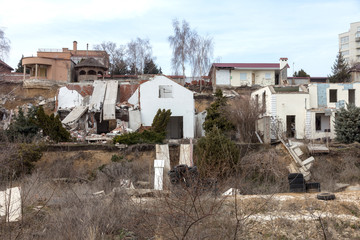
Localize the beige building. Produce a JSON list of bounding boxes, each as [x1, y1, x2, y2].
[[339, 21, 360, 64], [22, 41, 109, 84], [209, 58, 289, 90]]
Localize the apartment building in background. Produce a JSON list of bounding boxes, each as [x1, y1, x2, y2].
[[339, 21, 360, 64]]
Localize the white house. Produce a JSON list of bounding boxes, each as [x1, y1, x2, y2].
[[209, 58, 289, 89], [128, 75, 195, 139], [251, 85, 309, 140], [307, 82, 360, 139], [252, 82, 360, 140]]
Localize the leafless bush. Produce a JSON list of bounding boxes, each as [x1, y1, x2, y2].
[[312, 152, 360, 191], [226, 96, 263, 143], [232, 148, 289, 194]]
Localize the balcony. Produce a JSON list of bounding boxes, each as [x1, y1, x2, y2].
[[356, 37, 360, 42]]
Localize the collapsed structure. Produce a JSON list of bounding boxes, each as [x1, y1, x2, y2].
[[57, 75, 195, 140]]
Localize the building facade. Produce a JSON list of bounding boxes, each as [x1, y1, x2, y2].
[[209, 58, 289, 89], [22, 41, 109, 84], [252, 83, 360, 140], [339, 21, 360, 64], [128, 75, 195, 139]]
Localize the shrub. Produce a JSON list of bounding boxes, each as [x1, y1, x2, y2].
[[113, 130, 165, 145], [195, 126, 239, 178], [6, 108, 39, 142], [113, 108, 171, 145], [6, 106, 71, 143], [111, 154, 124, 162], [334, 104, 360, 143], [203, 89, 234, 134]]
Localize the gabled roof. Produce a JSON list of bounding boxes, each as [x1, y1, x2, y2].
[[0, 59, 14, 71], [212, 63, 280, 69]]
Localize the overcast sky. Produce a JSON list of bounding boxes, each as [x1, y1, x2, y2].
[[0, 0, 359, 77]]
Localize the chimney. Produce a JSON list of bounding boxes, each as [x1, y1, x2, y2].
[[73, 41, 77, 51], [279, 57, 288, 70]]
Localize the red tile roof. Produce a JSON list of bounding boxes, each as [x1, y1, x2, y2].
[[213, 63, 280, 69], [0, 59, 14, 72]]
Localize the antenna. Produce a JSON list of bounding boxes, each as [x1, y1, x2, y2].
[[293, 62, 295, 76]]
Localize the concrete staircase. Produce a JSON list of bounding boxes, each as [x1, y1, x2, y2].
[[280, 138, 315, 181]]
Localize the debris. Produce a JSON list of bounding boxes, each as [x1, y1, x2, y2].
[[222, 188, 241, 196], [92, 190, 105, 197], [154, 159, 165, 190], [334, 183, 350, 192], [179, 144, 192, 166], [156, 144, 170, 173]]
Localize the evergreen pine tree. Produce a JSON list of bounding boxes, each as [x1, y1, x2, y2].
[[203, 89, 234, 134], [15, 55, 29, 73], [293, 69, 310, 77], [334, 104, 360, 143], [143, 57, 161, 74], [328, 52, 351, 83]]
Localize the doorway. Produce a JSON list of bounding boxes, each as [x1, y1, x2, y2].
[[286, 115, 296, 138], [166, 116, 183, 139]]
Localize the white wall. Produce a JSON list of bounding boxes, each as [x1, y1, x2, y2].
[[276, 94, 309, 139], [57, 86, 83, 110], [128, 76, 195, 138], [215, 69, 230, 85]]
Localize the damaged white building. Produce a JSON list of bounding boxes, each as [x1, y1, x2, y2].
[[252, 82, 360, 141], [56, 75, 195, 140]]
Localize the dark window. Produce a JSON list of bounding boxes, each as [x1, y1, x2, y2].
[[315, 113, 321, 131], [329, 89, 337, 103], [88, 70, 96, 75], [79, 70, 86, 75], [349, 89, 355, 105]]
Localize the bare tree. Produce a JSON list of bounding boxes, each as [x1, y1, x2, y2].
[[168, 19, 195, 79], [94, 41, 126, 76], [189, 35, 213, 90], [0, 29, 10, 61], [126, 38, 152, 75]]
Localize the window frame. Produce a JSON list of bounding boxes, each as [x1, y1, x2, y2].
[[329, 89, 337, 103], [265, 72, 271, 79], [159, 85, 173, 98], [240, 73, 247, 81]]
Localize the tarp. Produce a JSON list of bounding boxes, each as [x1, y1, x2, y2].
[[103, 81, 118, 120], [62, 106, 88, 125], [89, 81, 107, 112]]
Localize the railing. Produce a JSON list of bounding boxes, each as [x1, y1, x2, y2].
[[38, 48, 62, 52]]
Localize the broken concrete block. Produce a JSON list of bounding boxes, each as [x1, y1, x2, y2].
[[0, 187, 22, 222], [156, 145, 170, 174], [179, 144, 192, 166], [222, 188, 241, 196], [302, 157, 315, 166], [154, 159, 165, 191], [293, 147, 303, 157]]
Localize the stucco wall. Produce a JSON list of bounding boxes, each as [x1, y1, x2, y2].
[[309, 83, 360, 109], [128, 76, 195, 138], [231, 70, 275, 87], [276, 94, 309, 139], [215, 69, 230, 85]]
